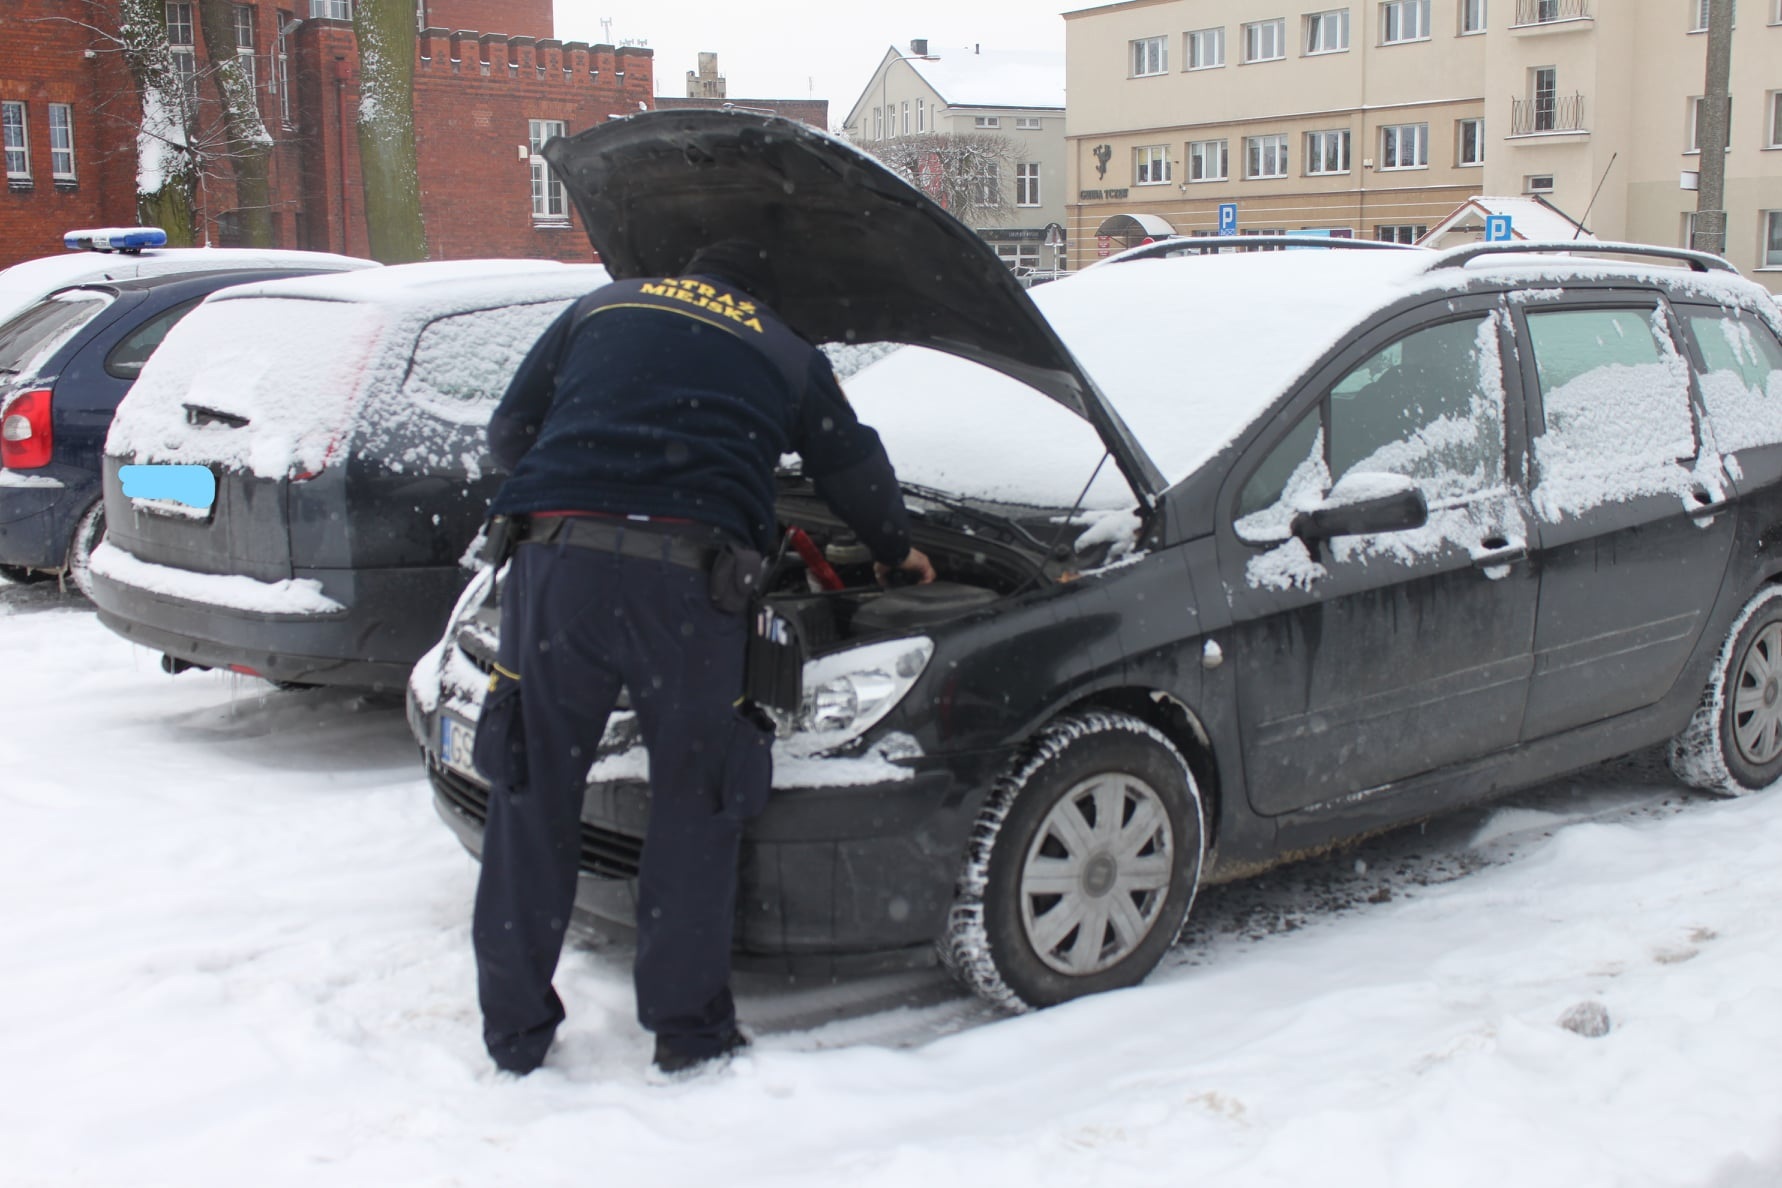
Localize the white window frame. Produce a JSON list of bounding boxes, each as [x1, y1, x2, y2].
[[1305, 129, 1350, 174], [1460, 0, 1488, 32], [1770, 90, 1782, 147], [1380, 0, 1432, 43], [1243, 19, 1287, 62], [1131, 36, 1168, 76], [1692, 0, 1736, 30], [165, 2, 198, 116], [975, 163, 1000, 206], [48, 103, 74, 181], [1380, 122, 1429, 168], [1185, 27, 1225, 69], [1015, 116, 1042, 130], [874, 107, 883, 140], [232, 5, 257, 91], [2, 101, 28, 182], [1764, 210, 1782, 267], [901, 101, 909, 135], [974, 115, 1001, 129], [1375, 224, 1427, 243], [917, 98, 925, 132], [1304, 10, 1351, 54], [309, 0, 351, 17], [1524, 173, 1554, 194], [1016, 161, 1041, 206], [1457, 117, 1485, 165], [1689, 94, 1732, 152], [1188, 138, 1229, 181], [1134, 144, 1172, 185], [529, 118, 568, 222], [275, 10, 293, 125], [1530, 65, 1559, 132], [1245, 133, 1289, 178]]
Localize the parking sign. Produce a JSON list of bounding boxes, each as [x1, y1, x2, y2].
[[1485, 214, 1513, 243], [1218, 203, 1238, 235]]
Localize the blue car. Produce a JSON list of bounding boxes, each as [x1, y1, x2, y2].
[[0, 265, 363, 593]]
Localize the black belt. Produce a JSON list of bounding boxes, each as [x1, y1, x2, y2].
[[523, 515, 721, 571]]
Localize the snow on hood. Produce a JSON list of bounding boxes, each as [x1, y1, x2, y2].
[[107, 261, 605, 476], [0, 247, 374, 328], [847, 250, 1436, 509]]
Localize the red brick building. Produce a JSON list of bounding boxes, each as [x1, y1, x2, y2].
[[0, 0, 654, 270]]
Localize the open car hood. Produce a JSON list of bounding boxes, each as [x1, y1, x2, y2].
[[542, 110, 1164, 509]]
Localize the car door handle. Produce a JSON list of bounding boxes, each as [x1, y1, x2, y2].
[[1471, 537, 1527, 570]]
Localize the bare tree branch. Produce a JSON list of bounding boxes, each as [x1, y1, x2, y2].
[[868, 132, 1016, 228]]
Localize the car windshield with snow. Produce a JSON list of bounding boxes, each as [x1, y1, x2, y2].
[[87, 260, 607, 689], [410, 112, 1782, 1013]]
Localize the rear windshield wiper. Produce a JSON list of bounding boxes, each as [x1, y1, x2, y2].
[[183, 403, 250, 429]]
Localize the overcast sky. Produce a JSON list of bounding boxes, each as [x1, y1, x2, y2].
[[552, 0, 1073, 128]]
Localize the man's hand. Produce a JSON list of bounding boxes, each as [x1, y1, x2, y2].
[[876, 547, 937, 587]]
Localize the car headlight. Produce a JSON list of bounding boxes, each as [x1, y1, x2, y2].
[[796, 636, 934, 745]]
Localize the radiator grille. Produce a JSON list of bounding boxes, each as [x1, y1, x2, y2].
[[430, 762, 644, 880]]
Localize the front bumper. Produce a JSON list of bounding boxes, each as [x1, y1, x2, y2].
[[424, 740, 1002, 975], [90, 559, 470, 690]]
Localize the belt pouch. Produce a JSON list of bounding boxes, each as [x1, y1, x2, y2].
[[709, 541, 767, 615], [472, 667, 528, 788], [743, 599, 804, 715]]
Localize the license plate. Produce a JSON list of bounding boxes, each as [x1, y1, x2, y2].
[[440, 713, 478, 777]]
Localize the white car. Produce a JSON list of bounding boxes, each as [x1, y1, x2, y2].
[[0, 228, 373, 328]]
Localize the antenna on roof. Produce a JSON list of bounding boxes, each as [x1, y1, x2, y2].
[[1572, 152, 1617, 240], [600, 16, 613, 42]]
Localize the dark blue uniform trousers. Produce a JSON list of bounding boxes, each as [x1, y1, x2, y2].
[[472, 537, 767, 1073]]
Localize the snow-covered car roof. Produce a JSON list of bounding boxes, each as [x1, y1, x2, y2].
[[0, 246, 375, 327], [109, 260, 608, 476], [848, 246, 1780, 510], [199, 258, 601, 315]]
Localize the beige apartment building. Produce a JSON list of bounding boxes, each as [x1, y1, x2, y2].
[[842, 42, 1070, 272], [1062, 0, 1782, 291]]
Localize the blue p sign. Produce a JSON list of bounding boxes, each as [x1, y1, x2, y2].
[[1485, 214, 1513, 242], [1218, 203, 1238, 235]]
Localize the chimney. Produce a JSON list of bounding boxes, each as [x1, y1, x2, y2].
[[910, 38, 928, 57], [975, 43, 981, 54]]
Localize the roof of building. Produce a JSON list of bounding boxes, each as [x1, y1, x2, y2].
[[1421, 196, 1597, 245], [901, 47, 1065, 110]]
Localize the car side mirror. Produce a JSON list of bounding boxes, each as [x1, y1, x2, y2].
[[1291, 473, 1428, 543]]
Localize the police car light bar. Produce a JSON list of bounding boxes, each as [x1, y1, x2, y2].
[[63, 227, 169, 254]]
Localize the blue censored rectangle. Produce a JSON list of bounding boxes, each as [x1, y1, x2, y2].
[[118, 464, 216, 509]]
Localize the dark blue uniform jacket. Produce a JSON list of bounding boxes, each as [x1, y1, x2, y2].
[[487, 273, 912, 564]]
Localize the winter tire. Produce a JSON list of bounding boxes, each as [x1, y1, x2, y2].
[[1668, 585, 1782, 795], [941, 710, 1205, 1013], [64, 500, 106, 601]]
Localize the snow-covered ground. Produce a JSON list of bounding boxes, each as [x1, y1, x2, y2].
[[5, 576, 1782, 1188]]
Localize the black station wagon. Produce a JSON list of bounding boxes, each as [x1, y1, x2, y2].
[[409, 112, 1782, 1012], [89, 261, 605, 689]]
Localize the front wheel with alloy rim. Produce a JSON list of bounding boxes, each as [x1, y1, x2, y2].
[[941, 710, 1205, 1013], [1669, 586, 1782, 794]]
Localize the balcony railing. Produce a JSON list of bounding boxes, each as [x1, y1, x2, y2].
[[1513, 0, 1590, 25], [1511, 92, 1587, 135]]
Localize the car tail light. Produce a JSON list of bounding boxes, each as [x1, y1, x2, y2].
[[0, 388, 53, 470]]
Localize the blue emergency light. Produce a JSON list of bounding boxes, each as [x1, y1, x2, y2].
[[63, 227, 169, 254]]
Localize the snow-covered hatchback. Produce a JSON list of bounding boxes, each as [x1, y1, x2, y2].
[[89, 260, 606, 689], [413, 113, 1782, 1012]]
